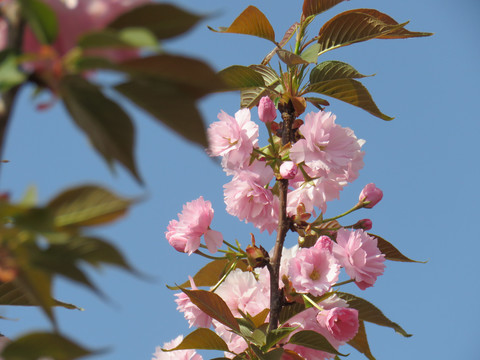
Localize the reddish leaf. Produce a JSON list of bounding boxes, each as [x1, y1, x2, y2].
[[348, 9, 433, 39], [114, 78, 208, 147], [165, 328, 229, 352], [208, 6, 275, 43], [369, 233, 424, 263], [182, 289, 240, 332], [317, 10, 407, 55], [348, 320, 376, 360], [108, 3, 204, 40], [288, 330, 346, 355], [337, 292, 412, 337], [302, 0, 348, 18], [60, 75, 141, 183], [119, 55, 226, 97]]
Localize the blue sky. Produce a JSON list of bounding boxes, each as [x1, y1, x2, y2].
[[1, 0, 479, 359]]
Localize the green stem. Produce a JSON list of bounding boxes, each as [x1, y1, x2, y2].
[[313, 203, 363, 225], [334, 279, 355, 287], [210, 260, 237, 292], [193, 249, 225, 261]]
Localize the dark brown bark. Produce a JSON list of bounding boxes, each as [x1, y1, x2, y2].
[[268, 100, 296, 331]]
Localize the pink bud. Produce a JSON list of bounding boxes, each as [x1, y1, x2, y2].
[[258, 96, 277, 123], [279, 161, 298, 179], [353, 219, 373, 231], [359, 183, 383, 208], [314, 235, 333, 252]]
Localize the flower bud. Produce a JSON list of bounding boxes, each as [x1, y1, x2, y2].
[[279, 161, 298, 179], [258, 96, 277, 123], [359, 183, 383, 208], [353, 219, 373, 231]]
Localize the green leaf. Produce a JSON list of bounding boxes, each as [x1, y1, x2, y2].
[[240, 65, 280, 108], [300, 43, 321, 63], [317, 10, 408, 56], [336, 292, 412, 337], [368, 233, 425, 263], [344, 9, 433, 39], [181, 288, 240, 332], [0, 281, 81, 310], [348, 320, 376, 360], [77, 28, 157, 49], [2, 332, 95, 360], [264, 327, 297, 351], [288, 330, 346, 356], [59, 75, 141, 182], [0, 52, 26, 93], [277, 49, 311, 66], [265, 348, 285, 360], [165, 328, 229, 352], [18, 0, 58, 44], [310, 61, 372, 83], [219, 65, 266, 90], [208, 6, 275, 43], [306, 78, 394, 120], [108, 3, 204, 40], [302, 0, 348, 18], [114, 78, 207, 147], [47, 185, 133, 229]]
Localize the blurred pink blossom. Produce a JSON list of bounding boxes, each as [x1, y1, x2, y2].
[[152, 335, 203, 360], [333, 229, 385, 290], [207, 108, 259, 174], [288, 239, 340, 296], [165, 197, 223, 255], [359, 183, 383, 208], [22, 0, 150, 59], [258, 96, 277, 123]]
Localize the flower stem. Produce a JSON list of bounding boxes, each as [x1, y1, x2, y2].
[[313, 203, 363, 225], [334, 279, 355, 287], [193, 250, 226, 261]]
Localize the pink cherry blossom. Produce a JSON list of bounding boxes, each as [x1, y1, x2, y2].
[[359, 183, 383, 208], [316, 307, 359, 342], [258, 96, 277, 123], [286, 175, 343, 216], [279, 161, 298, 179], [288, 239, 340, 296], [175, 277, 212, 328], [283, 307, 342, 360], [224, 161, 278, 234], [215, 269, 270, 318], [165, 197, 223, 255], [289, 111, 364, 180], [333, 229, 385, 290], [207, 108, 259, 174], [152, 335, 203, 360]]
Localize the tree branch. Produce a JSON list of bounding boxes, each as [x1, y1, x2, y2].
[[268, 100, 296, 331]]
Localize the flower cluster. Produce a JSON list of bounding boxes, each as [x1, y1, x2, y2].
[[159, 97, 388, 359], [159, 231, 384, 359]]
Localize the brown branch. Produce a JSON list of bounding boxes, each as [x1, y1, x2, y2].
[[268, 100, 296, 331], [0, 5, 25, 176]]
